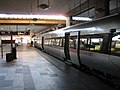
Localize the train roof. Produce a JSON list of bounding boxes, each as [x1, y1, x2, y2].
[[63, 13, 120, 34], [42, 13, 120, 38]]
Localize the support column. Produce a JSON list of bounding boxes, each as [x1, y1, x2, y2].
[[66, 16, 72, 26], [95, 0, 110, 19]]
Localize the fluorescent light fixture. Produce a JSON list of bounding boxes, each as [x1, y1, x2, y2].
[[72, 17, 92, 21], [38, 4, 50, 10], [37, 0, 50, 10], [0, 14, 67, 20]]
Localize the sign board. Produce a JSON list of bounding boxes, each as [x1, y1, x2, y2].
[[1, 40, 15, 44], [0, 31, 30, 35]]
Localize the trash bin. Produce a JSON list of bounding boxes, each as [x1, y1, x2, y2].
[[12, 47, 17, 59], [6, 53, 13, 62]]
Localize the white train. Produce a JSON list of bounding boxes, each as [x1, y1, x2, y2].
[[34, 13, 120, 88]]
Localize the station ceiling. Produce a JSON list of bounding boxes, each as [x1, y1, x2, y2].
[[0, 0, 102, 34], [0, 0, 86, 15], [0, 0, 87, 34]]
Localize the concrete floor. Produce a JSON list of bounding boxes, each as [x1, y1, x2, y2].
[[0, 45, 114, 90]]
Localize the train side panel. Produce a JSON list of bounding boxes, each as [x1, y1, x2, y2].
[[69, 32, 80, 66], [43, 33, 65, 61]]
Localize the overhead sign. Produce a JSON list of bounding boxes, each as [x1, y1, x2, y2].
[[1, 40, 15, 44], [0, 31, 30, 35]]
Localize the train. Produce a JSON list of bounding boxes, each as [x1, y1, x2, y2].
[[34, 13, 120, 88]]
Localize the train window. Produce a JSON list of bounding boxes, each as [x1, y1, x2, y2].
[[48, 39, 51, 45], [69, 39, 75, 49], [80, 38, 87, 50], [51, 39, 55, 45], [90, 38, 103, 51], [69, 37, 77, 49], [80, 35, 103, 52], [44, 39, 49, 45], [60, 38, 65, 47], [55, 39, 60, 46], [46, 38, 61, 46], [44, 38, 63, 47], [59, 39, 63, 47], [111, 34, 120, 56]]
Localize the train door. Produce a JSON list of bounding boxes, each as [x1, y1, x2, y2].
[[109, 31, 120, 78], [64, 33, 71, 62], [69, 32, 79, 66]]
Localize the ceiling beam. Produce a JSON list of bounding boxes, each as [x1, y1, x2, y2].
[[0, 19, 66, 25], [66, 0, 94, 16]]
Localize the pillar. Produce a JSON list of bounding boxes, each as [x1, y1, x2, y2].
[[66, 16, 72, 26]]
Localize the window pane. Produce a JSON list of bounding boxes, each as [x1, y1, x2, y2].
[[80, 35, 103, 52], [56, 39, 60, 46], [44, 39, 49, 45], [111, 34, 120, 56], [90, 38, 103, 51], [80, 38, 87, 50], [69, 37, 76, 49]]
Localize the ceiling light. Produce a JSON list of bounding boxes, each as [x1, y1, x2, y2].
[[0, 14, 67, 20], [37, 0, 50, 10], [72, 17, 92, 21], [38, 4, 50, 10]]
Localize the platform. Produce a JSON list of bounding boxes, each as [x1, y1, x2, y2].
[[0, 45, 114, 90]]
